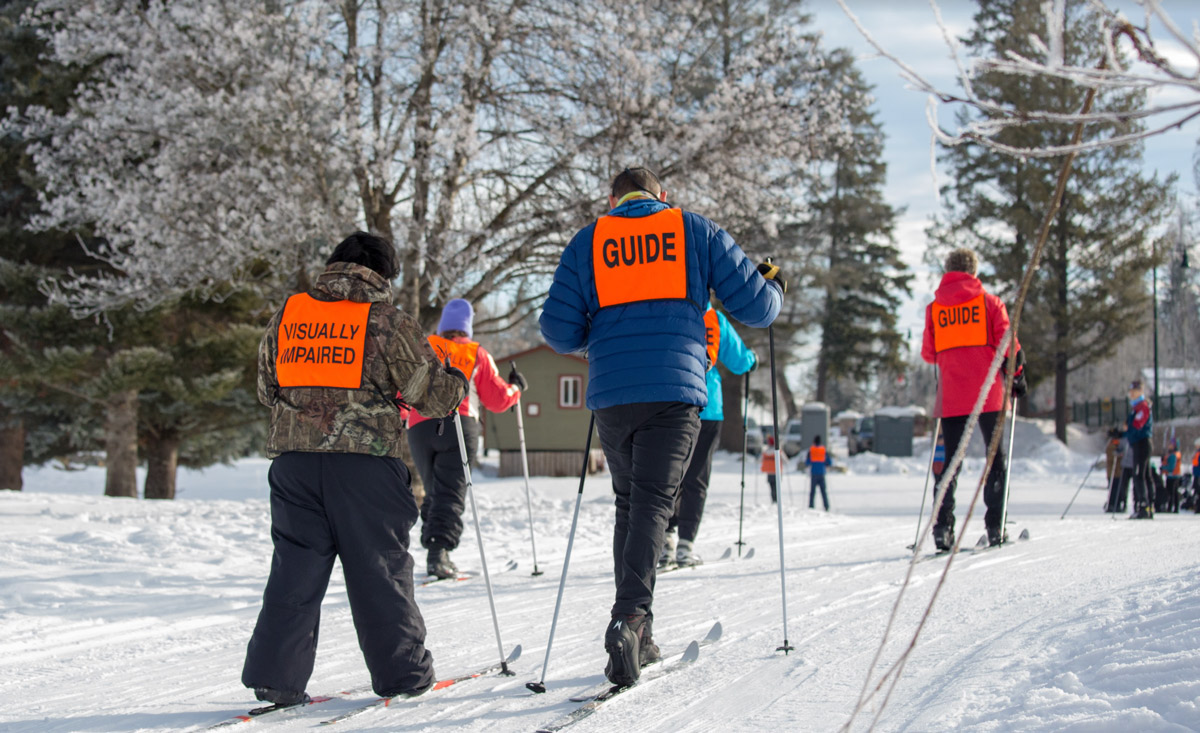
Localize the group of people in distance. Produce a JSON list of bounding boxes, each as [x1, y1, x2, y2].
[[1104, 388, 1200, 518], [232, 166, 1031, 716]]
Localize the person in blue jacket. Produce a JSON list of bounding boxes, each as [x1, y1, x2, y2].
[[1125, 380, 1154, 519], [661, 302, 757, 568], [805, 434, 833, 511], [539, 167, 784, 688]]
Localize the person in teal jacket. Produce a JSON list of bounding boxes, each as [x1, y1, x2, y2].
[[661, 303, 757, 568]]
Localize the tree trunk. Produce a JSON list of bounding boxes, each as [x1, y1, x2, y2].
[[143, 432, 179, 500], [1053, 208, 1071, 445], [104, 389, 139, 498], [0, 408, 23, 491]]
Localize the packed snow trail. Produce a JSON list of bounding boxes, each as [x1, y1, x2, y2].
[[2, 426, 1200, 731]]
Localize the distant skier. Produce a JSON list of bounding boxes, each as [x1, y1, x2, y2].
[[762, 435, 779, 503], [406, 298, 524, 579], [1189, 443, 1200, 512], [921, 248, 1026, 550], [1125, 380, 1154, 519], [661, 302, 757, 569], [1105, 427, 1124, 513], [540, 166, 783, 688], [243, 232, 467, 707], [805, 434, 833, 511]]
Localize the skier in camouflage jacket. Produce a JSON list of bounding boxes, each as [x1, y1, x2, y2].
[[243, 232, 467, 707]]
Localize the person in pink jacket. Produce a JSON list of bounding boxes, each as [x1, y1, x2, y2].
[[921, 249, 1027, 550], [406, 299, 524, 578]]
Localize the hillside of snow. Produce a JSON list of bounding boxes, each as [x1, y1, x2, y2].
[[2, 419, 1199, 732]]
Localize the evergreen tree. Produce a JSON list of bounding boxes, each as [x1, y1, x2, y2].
[[808, 49, 910, 405], [929, 0, 1174, 443]]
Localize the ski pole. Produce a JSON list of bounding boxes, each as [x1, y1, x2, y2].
[[998, 397, 1020, 536], [511, 362, 542, 577], [1061, 446, 1104, 519], [767, 323, 794, 654], [736, 371, 749, 556], [911, 417, 941, 552], [452, 412, 514, 675], [527, 413, 595, 694]]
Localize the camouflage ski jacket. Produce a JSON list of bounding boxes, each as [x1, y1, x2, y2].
[[258, 262, 465, 458]]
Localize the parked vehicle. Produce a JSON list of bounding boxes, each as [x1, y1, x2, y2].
[[783, 418, 804, 458], [745, 416, 763, 456], [848, 416, 874, 455]]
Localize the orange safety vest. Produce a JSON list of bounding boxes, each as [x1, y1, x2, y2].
[[931, 294, 988, 353], [427, 334, 480, 380], [761, 451, 775, 473], [704, 309, 720, 370], [275, 294, 370, 389], [1193, 450, 1199, 468], [1172, 450, 1183, 475], [592, 209, 687, 309], [810, 445, 826, 462]]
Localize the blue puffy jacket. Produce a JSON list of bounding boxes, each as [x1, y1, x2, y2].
[[700, 306, 757, 421], [539, 198, 781, 410]]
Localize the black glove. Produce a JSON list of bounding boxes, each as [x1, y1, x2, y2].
[[757, 261, 787, 294], [1009, 348, 1028, 398], [748, 354, 759, 372], [507, 364, 528, 391], [444, 358, 469, 393]]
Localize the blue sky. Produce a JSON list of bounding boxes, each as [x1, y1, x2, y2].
[[806, 0, 1199, 346]]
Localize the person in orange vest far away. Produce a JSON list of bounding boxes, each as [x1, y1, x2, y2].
[[762, 436, 779, 504], [921, 248, 1026, 550], [406, 298, 525, 580], [805, 435, 833, 511]]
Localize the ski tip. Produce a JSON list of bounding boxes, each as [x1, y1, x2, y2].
[[507, 644, 523, 663], [1018, 528, 1030, 540], [526, 680, 547, 694], [705, 621, 723, 643], [743, 547, 755, 560], [719, 547, 732, 560], [975, 534, 988, 548], [680, 639, 701, 663], [506, 559, 519, 571]]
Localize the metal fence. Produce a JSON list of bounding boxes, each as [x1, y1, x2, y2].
[[1072, 392, 1200, 428]]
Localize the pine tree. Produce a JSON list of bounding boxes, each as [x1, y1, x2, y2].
[[809, 49, 910, 406], [929, 0, 1174, 443]]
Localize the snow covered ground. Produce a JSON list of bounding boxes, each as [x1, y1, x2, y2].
[[3, 418, 1199, 732]]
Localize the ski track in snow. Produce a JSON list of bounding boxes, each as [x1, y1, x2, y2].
[[2, 429, 1200, 732]]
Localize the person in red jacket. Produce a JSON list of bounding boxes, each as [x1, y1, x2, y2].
[[921, 248, 1027, 550], [406, 299, 525, 579]]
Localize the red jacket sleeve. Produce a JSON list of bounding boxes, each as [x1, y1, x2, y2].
[[988, 293, 1020, 357], [473, 346, 521, 413]]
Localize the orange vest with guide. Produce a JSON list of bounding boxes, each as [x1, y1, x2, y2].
[[810, 445, 827, 463], [427, 334, 480, 381], [592, 209, 687, 309], [275, 293, 370, 389], [761, 450, 776, 473], [931, 293, 988, 353], [704, 309, 720, 370]]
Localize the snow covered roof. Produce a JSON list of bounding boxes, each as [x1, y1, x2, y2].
[[834, 410, 864, 420], [875, 405, 927, 418]]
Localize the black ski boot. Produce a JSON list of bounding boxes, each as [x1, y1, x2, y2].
[[986, 525, 1008, 547], [254, 687, 309, 707], [932, 524, 955, 552], [426, 546, 457, 579], [638, 615, 660, 667], [604, 613, 652, 686]]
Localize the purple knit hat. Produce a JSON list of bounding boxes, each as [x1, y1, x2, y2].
[[438, 298, 474, 337]]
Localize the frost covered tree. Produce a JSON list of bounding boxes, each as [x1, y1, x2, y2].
[[927, 0, 1174, 443], [17, 0, 848, 334]]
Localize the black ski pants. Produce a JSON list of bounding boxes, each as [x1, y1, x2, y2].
[[936, 411, 1008, 530], [595, 401, 700, 618], [668, 419, 721, 543], [1131, 438, 1153, 510], [809, 475, 829, 511], [407, 416, 480, 551], [242, 451, 433, 699]]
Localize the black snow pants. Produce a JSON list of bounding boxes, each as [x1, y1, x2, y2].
[[1131, 438, 1153, 511], [668, 419, 722, 543], [936, 411, 1008, 531], [242, 451, 433, 699], [595, 401, 700, 618], [407, 416, 480, 551]]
